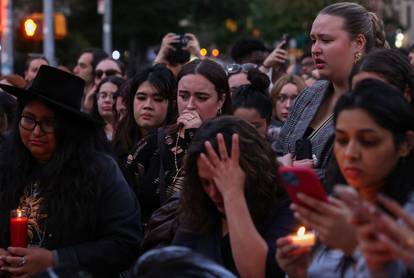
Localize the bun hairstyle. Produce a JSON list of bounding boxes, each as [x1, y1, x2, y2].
[[232, 71, 272, 123], [320, 2, 389, 52], [246, 68, 271, 92]]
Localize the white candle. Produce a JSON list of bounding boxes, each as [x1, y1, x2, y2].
[[290, 226, 316, 248]]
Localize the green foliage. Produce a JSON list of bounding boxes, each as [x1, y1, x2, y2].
[[13, 0, 401, 70], [255, 0, 336, 42]]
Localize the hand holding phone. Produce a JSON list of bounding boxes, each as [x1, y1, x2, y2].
[[279, 166, 328, 207], [281, 33, 290, 50]]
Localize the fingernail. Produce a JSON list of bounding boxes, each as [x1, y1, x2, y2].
[[377, 194, 389, 203], [368, 205, 381, 216]]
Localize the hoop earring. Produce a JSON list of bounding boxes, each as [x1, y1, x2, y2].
[[354, 52, 362, 64], [217, 108, 222, 116]]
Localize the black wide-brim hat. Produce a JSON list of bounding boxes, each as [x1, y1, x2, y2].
[[0, 65, 103, 126]]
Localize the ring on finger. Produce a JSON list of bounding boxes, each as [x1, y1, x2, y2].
[[19, 256, 26, 266]]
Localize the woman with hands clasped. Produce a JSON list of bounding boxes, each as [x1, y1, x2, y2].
[[173, 116, 296, 278], [276, 79, 414, 277]]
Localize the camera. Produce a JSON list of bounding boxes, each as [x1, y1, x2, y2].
[[171, 34, 190, 49], [165, 34, 191, 65]]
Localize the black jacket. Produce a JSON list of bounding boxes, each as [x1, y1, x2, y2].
[[0, 154, 142, 277]]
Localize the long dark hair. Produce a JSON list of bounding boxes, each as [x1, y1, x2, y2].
[[90, 75, 126, 123], [331, 79, 414, 204], [350, 48, 414, 108], [112, 64, 177, 154], [0, 96, 109, 242], [179, 116, 286, 233]]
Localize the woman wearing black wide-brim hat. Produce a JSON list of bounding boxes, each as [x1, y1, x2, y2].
[[0, 65, 142, 277]]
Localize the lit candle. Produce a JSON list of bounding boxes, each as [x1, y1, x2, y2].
[[290, 226, 316, 248], [10, 209, 28, 248]]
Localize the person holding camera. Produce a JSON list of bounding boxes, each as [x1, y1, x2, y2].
[[274, 2, 388, 184], [154, 33, 203, 76]]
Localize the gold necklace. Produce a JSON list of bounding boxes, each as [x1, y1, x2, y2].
[[172, 130, 183, 185]]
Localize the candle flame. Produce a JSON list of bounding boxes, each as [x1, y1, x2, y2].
[[297, 226, 306, 236], [17, 209, 22, 218]]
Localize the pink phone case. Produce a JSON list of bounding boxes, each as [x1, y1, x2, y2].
[[278, 166, 328, 207]]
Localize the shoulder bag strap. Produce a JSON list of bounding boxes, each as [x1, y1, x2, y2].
[[157, 128, 167, 204], [308, 113, 334, 141]]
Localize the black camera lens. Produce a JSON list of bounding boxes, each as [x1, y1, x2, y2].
[[180, 35, 189, 46], [167, 34, 191, 65]]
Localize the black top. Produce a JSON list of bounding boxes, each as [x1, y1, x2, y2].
[[125, 127, 196, 223], [303, 126, 314, 139], [0, 153, 142, 277], [172, 199, 296, 277]]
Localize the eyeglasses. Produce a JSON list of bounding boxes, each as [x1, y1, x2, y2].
[[19, 115, 56, 134], [95, 69, 121, 79], [225, 63, 257, 76]]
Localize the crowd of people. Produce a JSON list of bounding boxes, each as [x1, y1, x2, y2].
[[0, 1, 414, 277]]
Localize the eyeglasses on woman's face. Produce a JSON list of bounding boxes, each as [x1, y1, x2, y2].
[[19, 115, 56, 134]]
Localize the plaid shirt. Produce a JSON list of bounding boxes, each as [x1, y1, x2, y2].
[[275, 80, 334, 183]]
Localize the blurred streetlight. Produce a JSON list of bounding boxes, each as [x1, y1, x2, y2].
[[395, 30, 405, 48], [24, 18, 37, 37], [112, 50, 120, 60], [200, 48, 208, 57]]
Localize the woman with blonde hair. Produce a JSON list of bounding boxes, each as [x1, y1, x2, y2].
[[268, 74, 306, 143]]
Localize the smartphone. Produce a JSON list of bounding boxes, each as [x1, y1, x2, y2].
[[281, 33, 290, 50], [295, 138, 312, 160], [279, 166, 328, 207]]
